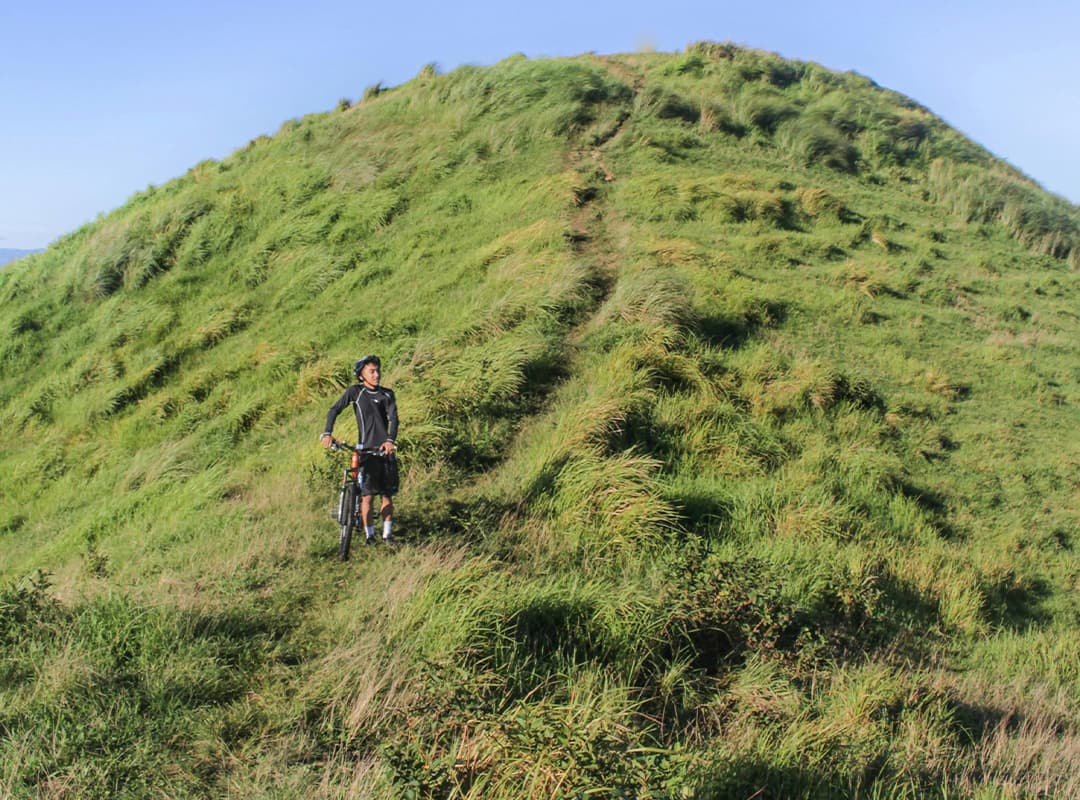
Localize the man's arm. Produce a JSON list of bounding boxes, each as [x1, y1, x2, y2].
[[381, 388, 399, 453], [385, 389, 399, 442], [321, 387, 355, 447]]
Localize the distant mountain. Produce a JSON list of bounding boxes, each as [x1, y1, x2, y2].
[[0, 248, 41, 267]]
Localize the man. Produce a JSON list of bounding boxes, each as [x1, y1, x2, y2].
[[321, 355, 399, 544]]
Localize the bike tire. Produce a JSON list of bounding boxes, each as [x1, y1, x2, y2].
[[336, 478, 349, 525], [338, 482, 355, 561]]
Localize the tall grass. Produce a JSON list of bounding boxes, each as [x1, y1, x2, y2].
[[928, 158, 1080, 265], [1, 44, 1079, 797]]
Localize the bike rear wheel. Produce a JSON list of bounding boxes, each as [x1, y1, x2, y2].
[[338, 482, 356, 561]]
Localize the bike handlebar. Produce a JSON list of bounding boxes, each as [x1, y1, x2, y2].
[[328, 438, 391, 457]]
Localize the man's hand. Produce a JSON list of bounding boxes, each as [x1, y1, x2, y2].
[[380, 441, 397, 455], [321, 434, 333, 449]]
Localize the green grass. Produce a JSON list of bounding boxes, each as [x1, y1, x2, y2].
[[2, 43, 1079, 798]]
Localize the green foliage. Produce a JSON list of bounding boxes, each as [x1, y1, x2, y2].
[[0, 572, 306, 798], [929, 159, 1080, 263], [2, 44, 1080, 798], [778, 118, 860, 172]]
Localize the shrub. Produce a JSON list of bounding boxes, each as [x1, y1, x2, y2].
[[636, 85, 700, 124], [736, 86, 801, 135], [797, 186, 848, 221], [698, 101, 746, 136], [779, 120, 860, 173]]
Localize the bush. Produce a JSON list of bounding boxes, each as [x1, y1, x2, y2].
[[636, 85, 700, 124], [779, 120, 860, 172], [736, 86, 801, 135]]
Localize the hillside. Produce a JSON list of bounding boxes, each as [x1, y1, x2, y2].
[[2, 44, 1079, 798]]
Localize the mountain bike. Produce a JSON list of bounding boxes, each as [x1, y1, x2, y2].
[[329, 439, 397, 560]]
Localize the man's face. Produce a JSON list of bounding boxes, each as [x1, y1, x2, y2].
[[361, 362, 380, 387]]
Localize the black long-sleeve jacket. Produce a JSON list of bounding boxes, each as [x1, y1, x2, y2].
[[322, 384, 398, 448]]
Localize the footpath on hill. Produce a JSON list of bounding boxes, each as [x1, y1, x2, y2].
[[2, 46, 1080, 798]]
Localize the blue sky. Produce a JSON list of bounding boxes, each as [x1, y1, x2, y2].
[[2, 0, 1077, 249]]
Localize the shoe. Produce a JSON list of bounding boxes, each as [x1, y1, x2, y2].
[[382, 534, 397, 546], [365, 535, 376, 545]]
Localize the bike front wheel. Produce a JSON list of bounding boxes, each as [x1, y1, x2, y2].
[[338, 482, 356, 561]]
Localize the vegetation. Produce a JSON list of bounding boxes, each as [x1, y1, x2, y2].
[[2, 43, 1079, 798]]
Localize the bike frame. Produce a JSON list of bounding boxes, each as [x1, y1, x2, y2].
[[330, 439, 386, 559]]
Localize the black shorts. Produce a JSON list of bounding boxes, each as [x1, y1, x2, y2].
[[360, 454, 399, 497]]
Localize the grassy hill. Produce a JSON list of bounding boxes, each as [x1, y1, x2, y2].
[[2, 44, 1079, 798]]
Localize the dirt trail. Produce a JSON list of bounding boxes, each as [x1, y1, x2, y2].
[[562, 57, 644, 333]]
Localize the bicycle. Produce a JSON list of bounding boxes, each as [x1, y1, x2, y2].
[[328, 439, 393, 560]]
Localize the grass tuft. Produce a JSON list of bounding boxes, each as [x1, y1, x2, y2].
[[1, 45, 1079, 798]]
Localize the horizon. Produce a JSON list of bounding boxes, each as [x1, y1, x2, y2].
[[2, 0, 1078, 250]]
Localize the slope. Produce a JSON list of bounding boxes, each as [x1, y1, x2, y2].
[[1, 45, 1079, 798]]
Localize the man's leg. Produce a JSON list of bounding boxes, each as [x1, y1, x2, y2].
[[380, 497, 394, 540], [361, 494, 376, 540]]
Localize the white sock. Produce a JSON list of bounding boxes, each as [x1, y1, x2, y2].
[[365, 525, 375, 539], [383, 520, 392, 539]]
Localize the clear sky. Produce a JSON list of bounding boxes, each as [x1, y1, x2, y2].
[[2, 0, 1077, 249]]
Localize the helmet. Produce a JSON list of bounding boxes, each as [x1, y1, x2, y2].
[[353, 354, 381, 377]]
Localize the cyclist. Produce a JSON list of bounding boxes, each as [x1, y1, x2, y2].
[[321, 355, 399, 544]]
